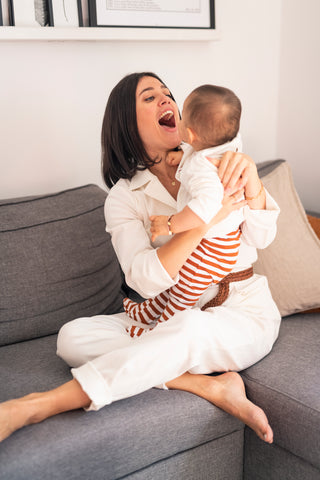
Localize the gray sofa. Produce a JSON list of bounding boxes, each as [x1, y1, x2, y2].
[[1, 161, 319, 480]]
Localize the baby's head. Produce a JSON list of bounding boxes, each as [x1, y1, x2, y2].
[[179, 85, 241, 151]]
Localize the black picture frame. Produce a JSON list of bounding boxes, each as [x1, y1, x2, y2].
[[1, 0, 15, 27], [0, 0, 4, 27], [89, 0, 215, 30], [9, 0, 50, 26], [48, 0, 83, 27], [7, 0, 14, 26]]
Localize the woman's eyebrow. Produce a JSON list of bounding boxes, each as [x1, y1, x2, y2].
[[138, 87, 154, 96], [138, 85, 168, 96]]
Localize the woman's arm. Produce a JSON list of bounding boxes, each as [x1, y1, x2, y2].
[[105, 181, 245, 296], [241, 190, 280, 249], [105, 184, 175, 298], [217, 152, 280, 248]]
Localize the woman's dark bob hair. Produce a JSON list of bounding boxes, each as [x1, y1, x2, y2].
[[101, 72, 177, 189]]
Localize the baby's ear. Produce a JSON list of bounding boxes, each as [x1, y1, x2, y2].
[[187, 127, 202, 146]]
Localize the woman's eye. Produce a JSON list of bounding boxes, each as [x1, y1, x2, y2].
[[145, 96, 155, 102]]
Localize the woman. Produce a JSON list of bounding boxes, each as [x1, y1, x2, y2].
[[0, 72, 280, 444]]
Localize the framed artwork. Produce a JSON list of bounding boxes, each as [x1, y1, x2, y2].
[[48, 0, 83, 27], [3, 0, 14, 26], [10, 0, 48, 26], [0, 0, 13, 26], [89, 0, 215, 30]]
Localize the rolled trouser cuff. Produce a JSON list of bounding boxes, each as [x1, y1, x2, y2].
[[71, 362, 113, 411]]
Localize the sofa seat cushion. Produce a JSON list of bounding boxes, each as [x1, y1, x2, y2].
[[0, 335, 244, 480], [242, 313, 320, 470], [0, 185, 125, 346]]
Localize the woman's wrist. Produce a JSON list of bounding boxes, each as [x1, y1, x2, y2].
[[245, 180, 264, 200], [244, 178, 266, 209]]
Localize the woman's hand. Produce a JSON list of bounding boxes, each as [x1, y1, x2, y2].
[[212, 151, 266, 210], [218, 151, 257, 190]]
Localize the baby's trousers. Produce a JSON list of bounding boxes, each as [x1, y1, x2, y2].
[[56, 274, 281, 411]]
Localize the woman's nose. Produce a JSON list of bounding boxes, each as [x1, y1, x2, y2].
[[159, 93, 170, 105]]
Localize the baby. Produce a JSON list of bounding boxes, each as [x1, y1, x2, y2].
[[124, 84, 245, 337]]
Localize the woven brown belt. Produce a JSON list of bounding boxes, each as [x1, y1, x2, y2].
[[201, 267, 254, 310]]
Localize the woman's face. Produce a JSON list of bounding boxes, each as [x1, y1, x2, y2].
[[136, 76, 181, 157]]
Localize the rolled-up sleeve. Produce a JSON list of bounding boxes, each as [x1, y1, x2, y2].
[[241, 189, 280, 249], [105, 183, 177, 298]]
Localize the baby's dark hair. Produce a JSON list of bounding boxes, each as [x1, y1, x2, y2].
[[184, 84, 241, 148]]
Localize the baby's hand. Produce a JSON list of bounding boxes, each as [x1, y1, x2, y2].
[[150, 215, 170, 241], [166, 149, 183, 166]]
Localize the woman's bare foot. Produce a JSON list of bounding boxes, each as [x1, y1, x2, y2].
[[0, 393, 45, 443], [0, 380, 91, 443], [167, 371, 273, 443], [206, 372, 273, 443]]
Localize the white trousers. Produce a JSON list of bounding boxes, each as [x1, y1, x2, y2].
[[56, 274, 281, 411]]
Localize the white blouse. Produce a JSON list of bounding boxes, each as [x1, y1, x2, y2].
[[105, 168, 280, 299]]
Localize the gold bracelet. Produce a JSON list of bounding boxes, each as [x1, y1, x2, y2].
[[167, 215, 174, 235], [245, 181, 264, 201]]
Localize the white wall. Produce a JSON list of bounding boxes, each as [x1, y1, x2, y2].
[[3, 0, 315, 209], [277, 0, 320, 211]]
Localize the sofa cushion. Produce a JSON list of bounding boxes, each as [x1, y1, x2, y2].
[[0, 335, 244, 480], [0, 185, 124, 346], [242, 312, 320, 470], [244, 429, 320, 480], [256, 160, 320, 316]]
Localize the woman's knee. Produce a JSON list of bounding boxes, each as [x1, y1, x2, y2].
[[56, 317, 90, 367], [166, 309, 198, 340]]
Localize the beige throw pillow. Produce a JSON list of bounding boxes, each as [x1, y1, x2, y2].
[[254, 160, 320, 317]]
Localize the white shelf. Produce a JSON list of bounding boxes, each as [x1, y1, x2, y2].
[[0, 26, 219, 42]]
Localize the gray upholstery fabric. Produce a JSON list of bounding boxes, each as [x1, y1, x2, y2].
[[0, 335, 244, 480], [244, 429, 320, 480], [125, 430, 244, 480], [242, 314, 320, 471], [257, 158, 286, 177], [0, 335, 71, 399], [0, 185, 124, 345]]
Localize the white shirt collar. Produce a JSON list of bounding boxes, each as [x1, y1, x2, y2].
[[129, 167, 154, 191], [129, 167, 177, 208]]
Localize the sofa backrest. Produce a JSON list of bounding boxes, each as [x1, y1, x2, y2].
[[0, 184, 125, 346]]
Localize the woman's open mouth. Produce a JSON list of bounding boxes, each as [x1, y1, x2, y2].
[[158, 110, 176, 129]]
